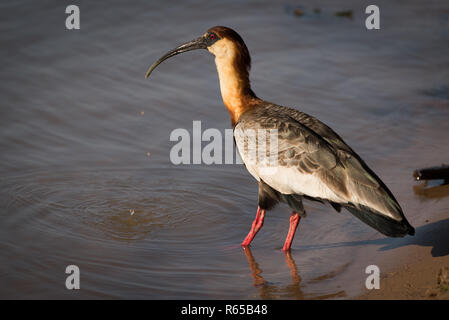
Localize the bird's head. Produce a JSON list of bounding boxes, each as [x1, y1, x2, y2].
[[145, 26, 251, 79]]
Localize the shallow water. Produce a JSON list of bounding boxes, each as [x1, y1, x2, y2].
[[0, 0, 448, 299]]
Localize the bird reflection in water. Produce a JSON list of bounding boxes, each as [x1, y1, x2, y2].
[[242, 247, 304, 299], [242, 247, 347, 299]]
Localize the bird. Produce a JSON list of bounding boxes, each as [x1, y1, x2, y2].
[[145, 26, 415, 251]]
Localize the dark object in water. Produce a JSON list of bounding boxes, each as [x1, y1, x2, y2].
[[294, 8, 304, 17], [413, 164, 449, 183], [335, 10, 353, 18], [423, 86, 449, 101]]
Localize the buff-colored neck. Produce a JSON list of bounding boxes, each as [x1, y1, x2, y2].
[[208, 39, 259, 126]]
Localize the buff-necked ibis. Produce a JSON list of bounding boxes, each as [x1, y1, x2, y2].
[[145, 26, 415, 251]]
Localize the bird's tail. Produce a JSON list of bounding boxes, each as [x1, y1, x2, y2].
[[328, 151, 415, 237], [343, 204, 415, 237]]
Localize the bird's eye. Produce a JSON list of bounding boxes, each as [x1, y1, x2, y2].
[[209, 33, 215, 40]]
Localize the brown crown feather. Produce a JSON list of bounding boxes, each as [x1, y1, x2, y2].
[[207, 26, 252, 75]]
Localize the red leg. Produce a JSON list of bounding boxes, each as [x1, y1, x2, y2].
[[241, 207, 265, 247], [282, 211, 301, 251]]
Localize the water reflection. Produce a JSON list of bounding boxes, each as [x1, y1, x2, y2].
[[242, 247, 346, 299], [242, 247, 304, 299], [413, 182, 449, 200]]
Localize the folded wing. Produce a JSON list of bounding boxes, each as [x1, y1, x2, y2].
[[235, 103, 414, 236]]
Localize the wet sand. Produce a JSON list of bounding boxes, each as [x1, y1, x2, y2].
[[359, 184, 449, 299], [359, 237, 449, 299]]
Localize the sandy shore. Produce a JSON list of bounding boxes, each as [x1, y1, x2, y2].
[[359, 248, 449, 299], [358, 185, 449, 299]]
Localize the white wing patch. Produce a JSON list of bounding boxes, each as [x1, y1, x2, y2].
[[234, 125, 342, 202], [234, 125, 261, 182]]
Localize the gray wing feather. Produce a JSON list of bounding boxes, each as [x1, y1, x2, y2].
[[236, 103, 405, 221]]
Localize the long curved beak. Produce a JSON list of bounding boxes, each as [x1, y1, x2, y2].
[[145, 36, 207, 78]]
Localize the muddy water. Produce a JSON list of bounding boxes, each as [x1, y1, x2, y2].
[[0, 0, 448, 299]]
